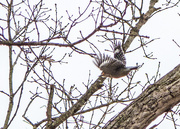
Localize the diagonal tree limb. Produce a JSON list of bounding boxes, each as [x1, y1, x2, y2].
[[124, 1, 160, 52], [44, 76, 106, 129], [103, 64, 180, 129]]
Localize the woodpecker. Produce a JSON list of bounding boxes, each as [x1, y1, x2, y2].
[[93, 42, 139, 78]]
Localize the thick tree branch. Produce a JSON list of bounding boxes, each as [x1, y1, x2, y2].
[[42, 76, 106, 129], [46, 84, 55, 128], [103, 64, 180, 129], [124, 3, 160, 51]]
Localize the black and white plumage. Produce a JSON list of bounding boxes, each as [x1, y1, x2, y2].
[[93, 42, 139, 78]]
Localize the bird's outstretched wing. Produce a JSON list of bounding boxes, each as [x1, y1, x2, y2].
[[111, 41, 126, 66], [93, 54, 125, 70], [93, 54, 109, 68], [93, 41, 139, 78]]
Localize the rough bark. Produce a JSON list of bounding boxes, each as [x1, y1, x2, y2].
[[103, 64, 180, 129]]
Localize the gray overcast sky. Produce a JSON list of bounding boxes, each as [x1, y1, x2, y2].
[[0, 0, 180, 128]]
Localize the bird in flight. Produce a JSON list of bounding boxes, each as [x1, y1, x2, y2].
[[93, 41, 139, 78]]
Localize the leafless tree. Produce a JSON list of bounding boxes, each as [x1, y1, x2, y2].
[[0, 0, 180, 129]]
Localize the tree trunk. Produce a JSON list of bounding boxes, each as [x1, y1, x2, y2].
[[103, 64, 180, 129]]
